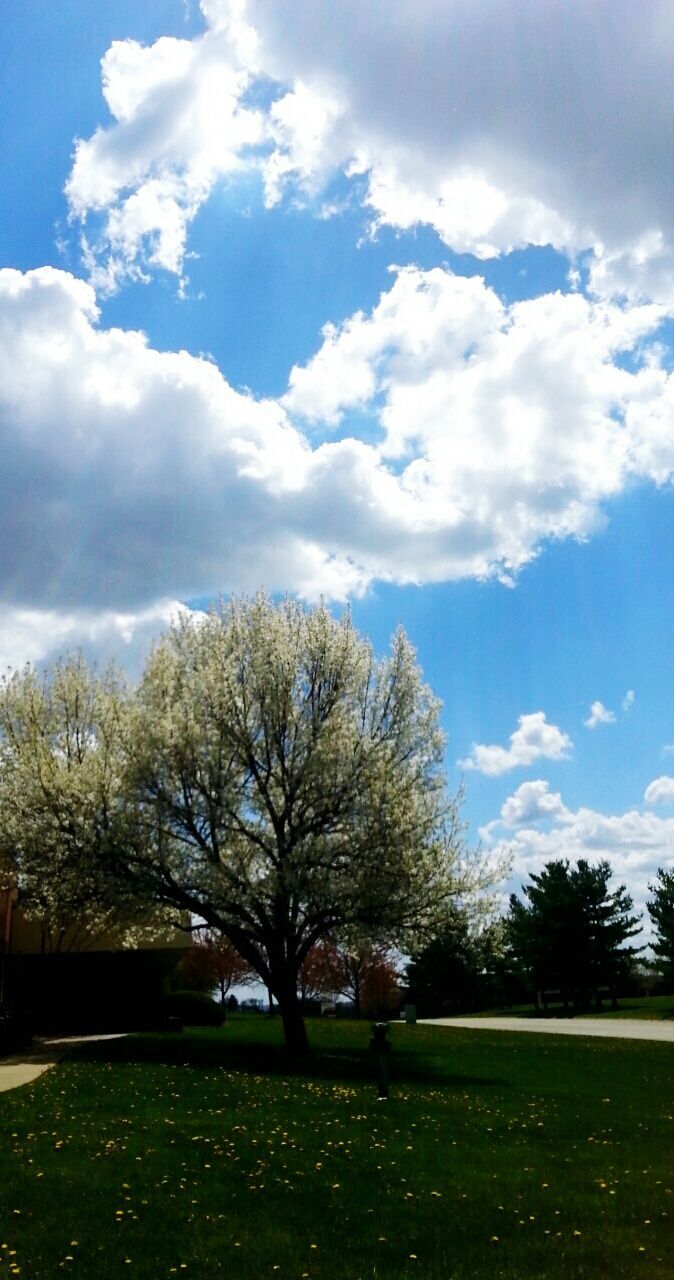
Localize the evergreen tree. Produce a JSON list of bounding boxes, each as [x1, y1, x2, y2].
[[508, 859, 642, 1011], [648, 868, 674, 983], [405, 911, 504, 1015]]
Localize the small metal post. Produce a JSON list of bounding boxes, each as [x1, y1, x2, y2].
[[370, 1021, 391, 1100]]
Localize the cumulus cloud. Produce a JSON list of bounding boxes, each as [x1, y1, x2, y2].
[[622, 689, 635, 711], [644, 776, 674, 806], [458, 712, 572, 777], [283, 267, 674, 582], [66, 0, 674, 302], [66, 25, 265, 291], [584, 700, 616, 729], [485, 784, 674, 909], [498, 780, 570, 827], [3, 265, 674, 629], [0, 266, 334, 610], [0, 601, 187, 677]]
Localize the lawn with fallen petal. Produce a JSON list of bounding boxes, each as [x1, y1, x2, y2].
[[0, 1017, 671, 1278]]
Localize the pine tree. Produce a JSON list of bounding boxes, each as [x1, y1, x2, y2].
[[648, 868, 674, 982], [508, 859, 642, 1011]]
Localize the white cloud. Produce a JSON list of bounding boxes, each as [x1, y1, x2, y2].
[[283, 268, 674, 584], [0, 265, 346, 610], [622, 689, 635, 711], [65, 0, 674, 303], [263, 80, 349, 210], [499, 780, 570, 827], [66, 25, 265, 291], [644, 776, 674, 806], [458, 712, 572, 777], [3, 265, 674, 630], [0, 601, 188, 677], [485, 784, 674, 910], [584, 700, 616, 729]]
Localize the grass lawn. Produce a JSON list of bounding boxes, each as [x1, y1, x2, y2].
[[576, 995, 674, 1020], [473, 995, 674, 1020], [0, 1017, 672, 1280]]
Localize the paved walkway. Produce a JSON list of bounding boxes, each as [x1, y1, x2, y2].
[[419, 1015, 674, 1042], [0, 1033, 126, 1093]]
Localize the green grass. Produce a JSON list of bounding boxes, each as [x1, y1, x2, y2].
[[581, 995, 674, 1020], [1, 1016, 673, 1279], [473, 994, 674, 1020]]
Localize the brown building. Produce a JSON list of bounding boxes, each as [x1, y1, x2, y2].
[[0, 888, 188, 1032]]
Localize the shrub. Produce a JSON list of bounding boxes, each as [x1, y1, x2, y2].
[[160, 991, 224, 1026]]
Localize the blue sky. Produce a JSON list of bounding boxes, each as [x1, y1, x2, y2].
[[3, 0, 674, 912]]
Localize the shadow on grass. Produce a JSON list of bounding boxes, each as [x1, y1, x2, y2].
[[71, 1029, 503, 1090]]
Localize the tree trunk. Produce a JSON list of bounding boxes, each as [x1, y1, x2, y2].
[[277, 985, 310, 1055]]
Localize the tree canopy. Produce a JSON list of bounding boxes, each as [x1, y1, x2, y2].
[[119, 596, 485, 1050], [0, 597, 500, 1048], [299, 934, 402, 1017], [405, 910, 506, 1016], [0, 656, 146, 952], [178, 931, 256, 1005], [648, 867, 674, 982], [507, 858, 642, 1010]]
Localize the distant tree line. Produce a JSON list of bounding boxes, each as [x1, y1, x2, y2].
[[404, 859, 674, 1017], [177, 929, 403, 1019], [176, 858, 674, 1021], [1, 594, 671, 1037]]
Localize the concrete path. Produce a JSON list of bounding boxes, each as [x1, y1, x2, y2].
[[0, 1033, 127, 1093], [419, 1015, 674, 1042]]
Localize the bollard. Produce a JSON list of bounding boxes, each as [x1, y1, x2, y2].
[[370, 1021, 391, 1100]]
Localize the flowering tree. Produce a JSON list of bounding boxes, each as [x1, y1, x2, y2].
[[122, 595, 487, 1052], [298, 939, 340, 1005], [335, 942, 402, 1018], [301, 936, 402, 1016], [0, 656, 150, 952], [0, 598, 498, 1050], [179, 931, 256, 1004]]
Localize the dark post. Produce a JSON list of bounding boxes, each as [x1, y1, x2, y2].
[[370, 1021, 391, 1100]]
